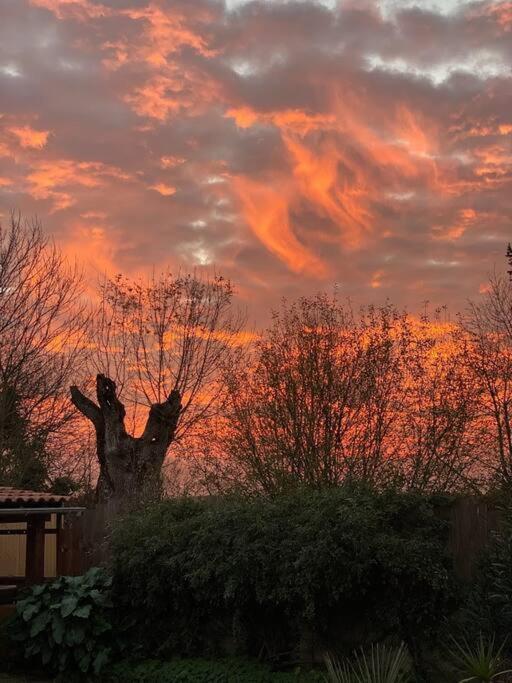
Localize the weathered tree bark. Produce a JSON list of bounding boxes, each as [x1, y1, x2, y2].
[[70, 374, 181, 503]]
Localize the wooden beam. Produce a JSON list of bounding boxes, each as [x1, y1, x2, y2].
[[0, 528, 57, 536], [0, 577, 26, 585], [25, 517, 46, 583], [0, 514, 51, 523]]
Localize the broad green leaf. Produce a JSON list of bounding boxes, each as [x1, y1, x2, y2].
[[65, 624, 86, 645], [78, 652, 91, 673], [74, 604, 92, 618], [29, 611, 50, 637], [52, 616, 65, 644], [31, 584, 47, 596], [93, 648, 111, 674], [22, 603, 39, 621], [60, 596, 78, 617]]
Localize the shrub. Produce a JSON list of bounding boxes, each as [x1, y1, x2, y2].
[[111, 488, 458, 663], [107, 657, 324, 682], [10, 567, 115, 676]]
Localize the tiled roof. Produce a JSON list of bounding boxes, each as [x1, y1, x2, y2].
[[0, 487, 71, 506]]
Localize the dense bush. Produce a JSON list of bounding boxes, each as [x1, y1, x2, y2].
[[111, 488, 458, 663], [10, 567, 116, 677], [108, 657, 324, 682]]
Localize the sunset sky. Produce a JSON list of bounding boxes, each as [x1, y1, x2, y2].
[[0, 0, 511, 322]]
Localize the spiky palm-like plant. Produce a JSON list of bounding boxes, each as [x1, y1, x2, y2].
[[324, 642, 413, 683], [448, 634, 512, 683]]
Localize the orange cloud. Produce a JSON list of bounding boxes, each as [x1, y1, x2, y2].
[[370, 270, 384, 289], [160, 156, 185, 169], [485, 1, 512, 29], [222, 84, 454, 282], [150, 182, 176, 196], [29, 0, 110, 20], [232, 174, 328, 278], [394, 105, 437, 158], [8, 125, 49, 149], [125, 70, 220, 121], [2, 0, 510, 318], [284, 135, 372, 248], [121, 4, 215, 64], [101, 3, 220, 122], [432, 208, 478, 241], [226, 107, 336, 135], [226, 98, 442, 251], [59, 218, 120, 278], [26, 160, 132, 211]]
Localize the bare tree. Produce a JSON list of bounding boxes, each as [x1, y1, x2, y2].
[[398, 317, 481, 493], [462, 274, 512, 488], [0, 213, 88, 490], [211, 293, 480, 495], [70, 271, 243, 503], [217, 293, 406, 493]]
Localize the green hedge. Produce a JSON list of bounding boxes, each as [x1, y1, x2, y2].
[[111, 488, 458, 662]]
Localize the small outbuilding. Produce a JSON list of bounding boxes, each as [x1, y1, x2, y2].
[[0, 487, 84, 604]]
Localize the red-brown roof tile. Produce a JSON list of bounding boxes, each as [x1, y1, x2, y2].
[[0, 487, 71, 506]]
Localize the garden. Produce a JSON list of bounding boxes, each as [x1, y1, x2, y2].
[[3, 487, 512, 682]]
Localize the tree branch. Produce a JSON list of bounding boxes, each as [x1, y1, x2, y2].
[[70, 385, 102, 428], [142, 389, 182, 448], [96, 374, 126, 419]]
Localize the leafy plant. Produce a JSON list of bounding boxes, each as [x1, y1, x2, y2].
[[324, 642, 413, 683], [10, 567, 115, 676], [447, 634, 511, 682], [110, 489, 457, 661]]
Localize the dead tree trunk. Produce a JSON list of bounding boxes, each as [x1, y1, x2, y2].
[[70, 374, 181, 504]]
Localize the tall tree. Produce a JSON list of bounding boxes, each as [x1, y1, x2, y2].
[[398, 316, 481, 492], [0, 213, 87, 489], [0, 384, 47, 489], [216, 294, 404, 493], [463, 273, 512, 488], [211, 293, 478, 495], [70, 271, 243, 503]]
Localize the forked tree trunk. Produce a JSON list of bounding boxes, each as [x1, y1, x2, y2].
[[70, 374, 181, 504]]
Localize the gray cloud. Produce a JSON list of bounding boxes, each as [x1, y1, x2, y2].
[[0, 0, 510, 321]]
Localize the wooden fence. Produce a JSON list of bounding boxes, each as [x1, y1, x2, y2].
[[445, 497, 502, 580], [0, 497, 506, 581], [57, 501, 120, 575]]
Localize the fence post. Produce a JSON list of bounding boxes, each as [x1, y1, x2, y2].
[[57, 514, 84, 576], [25, 517, 46, 583]]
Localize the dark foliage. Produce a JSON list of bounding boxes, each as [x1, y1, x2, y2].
[[9, 567, 117, 677], [111, 488, 459, 664], [107, 657, 324, 682], [457, 503, 512, 642], [0, 383, 49, 489]]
